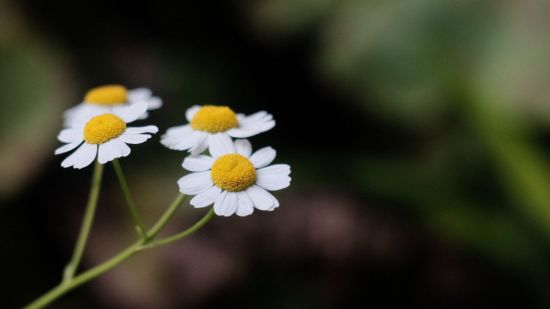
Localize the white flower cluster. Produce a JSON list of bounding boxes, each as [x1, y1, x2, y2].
[[55, 85, 291, 217]]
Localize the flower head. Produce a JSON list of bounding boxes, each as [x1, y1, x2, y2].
[[64, 84, 162, 126], [56, 102, 158, 169], [178, 139, 291, 217], [161, 105, 275, 155]]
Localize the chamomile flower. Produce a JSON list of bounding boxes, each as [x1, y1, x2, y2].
[[178, 139, 291, 217], [55, 102, 158, 169], [64, 84, 162, 126], [161, 105, 275, 155]]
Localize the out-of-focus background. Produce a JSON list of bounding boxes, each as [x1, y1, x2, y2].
[[3, 0, 550, 307]]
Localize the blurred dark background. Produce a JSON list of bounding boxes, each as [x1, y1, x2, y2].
[[2, 0, 550, 308]]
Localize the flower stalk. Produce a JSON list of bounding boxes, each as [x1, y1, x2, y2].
[[26, 194, 214, 309], [62, 161, 104, 283], [112, 159, 147, 239], [143, 208, 215, 249]]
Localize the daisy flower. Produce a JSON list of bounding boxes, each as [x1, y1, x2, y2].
[[55, 102, 158, 169], [161, 105, 275, 155], [178, 138, 291, 217], [64, 84, 162, 126]]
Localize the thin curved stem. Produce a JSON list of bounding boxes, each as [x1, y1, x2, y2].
[[28, 242, 140, 309], [147, 193, 186, 238], [146, 209, 215, 249], [25, 193, 199, 309], [112, 159, 147, 239], [62, 161, 104, 283]]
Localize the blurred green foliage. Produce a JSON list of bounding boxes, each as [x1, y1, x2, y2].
[[0, 1, 73, 198], [250, 0, 550, 292]]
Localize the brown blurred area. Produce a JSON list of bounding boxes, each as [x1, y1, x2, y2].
[[2, 0, 550, 308]]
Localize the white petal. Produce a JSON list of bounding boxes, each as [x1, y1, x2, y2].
[[226, 128, 256, 138], [236, 192, 254, 217], [245, 185, 275, 211], [234, 139, 252, 157], [61, 143, 97, 169], [174, 131, 208, 151], [55, 141, 83, 155], [161, 125, 206, 151], [166, 124, 190, 135], [118, 140, 131, 157], [256, 175, 291, 191], [214, 191, 237, 217], [128, 88, 152, 101], [146, 97, 162, 110], [137, 111, 149, 120], [227, 112, 275, 138], [160, 125, 192, 149], [74, 144, 98, 169], [249, 147, 276, 168], [213, 191, 228, 216], [185, 105, 201, 122], [177, 171, 214, 195], [240, 113, 274, 126], [63, 105, 107, 127], [81, 106, 110, 119], [257, 164, 290, 177], [63, 103, 85, 118], [98, 139, 131, 164], [189, 133, 209, 155], [58, 128, 83, 143], [242, 119, 275, 132], [182, 155, 215, 172], [126, 126, 158, 134], [60, 150, 78, 168], [256, 164, 291, 191], [106, 139, 130, 161], [115, 102, 148, 123], [243, 111, 270, 122], [239, 117, 274, 130], [267, 194, 280, 211], [227, 120, 275, 138], [208, 133, 234, 157], [190, 186, 221, 208], [120, 133, 152, 144], [97, 140, 117, 164]]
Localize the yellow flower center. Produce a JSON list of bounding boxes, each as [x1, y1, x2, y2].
[[84, 114, 127, 144], [84, 85, 128, 105], [190, 105, 238, 133], [211, 154, 256, 192]]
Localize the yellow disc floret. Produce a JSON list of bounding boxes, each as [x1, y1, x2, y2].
[[84, 85, 128, 105], [211, 154, 256, 192], [190, 105, 238, 133], [84, 114, 127, 144]]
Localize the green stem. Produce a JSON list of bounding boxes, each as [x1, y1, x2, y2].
[[62, 161, 104, 283], [147, 193, 186, 239], [25, 193, 205, 309], [28, 242, 140, 309], [146, 209, 215, 249], [112, 159, 147, 239]]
